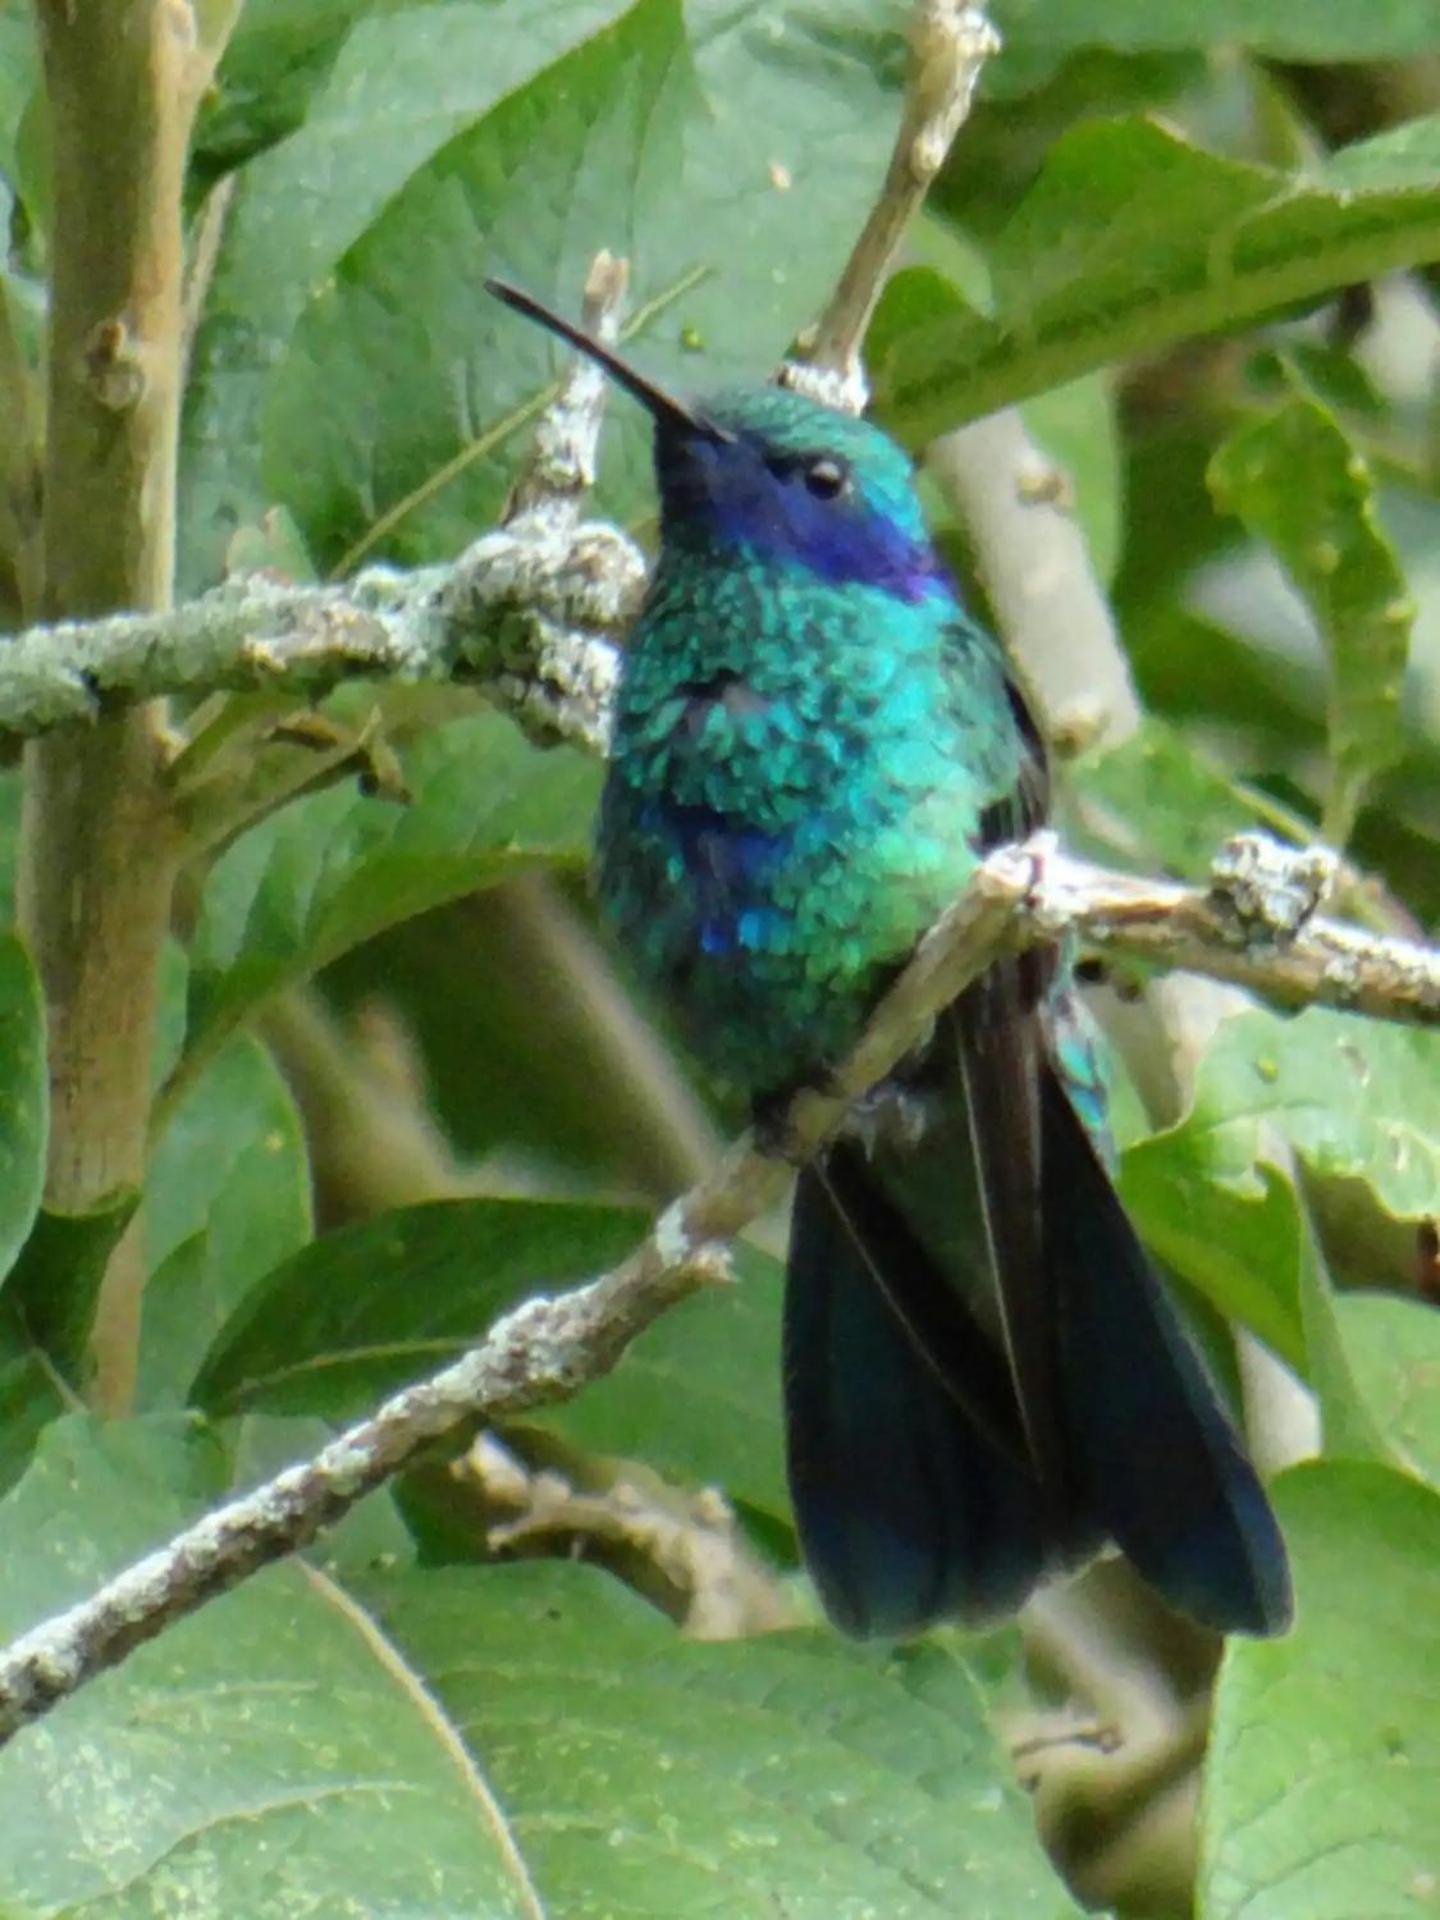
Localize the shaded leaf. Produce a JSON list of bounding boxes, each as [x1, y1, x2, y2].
[[0, 1417, 543, 1917], [1122, 1137, 1308, 1366], [182, 711, 598, 1080], [1209, 393, 1412, 843], [6, 1195, 138, 1389], [362, 1557, 1083, 1918], [0, 1302, 70, 1498], [191, 1195, 644, 1417], [1066, 716, 1271, 878], [180, 0, 626, 590], [872, 116, 1440, 445], [193, 1193, 791, 1516], [138, 1037, 312, 1408], [1201, 1461, 1440, 1920]]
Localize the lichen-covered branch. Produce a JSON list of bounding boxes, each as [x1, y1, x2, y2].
[[0, 536, 632, 760], [0, 825, 1436, 1748]]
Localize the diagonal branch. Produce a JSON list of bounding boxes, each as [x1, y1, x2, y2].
[[0, 826, 1437, 1747]]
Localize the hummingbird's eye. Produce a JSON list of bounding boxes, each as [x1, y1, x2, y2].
[[802, 455, 850, 500]]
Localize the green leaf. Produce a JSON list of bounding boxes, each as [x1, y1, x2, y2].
[[989, 0, 1440, 69], [193, 1197, 791, 1516], [872, 116, 1440, 446], [0, 934, 46, 1286], [1146, 1006, 1440, 1222], [1290, 1198, 1392, 1467], [138, 1037, 312, 1408], [0, 11, 38, 190], [191, 1196, 644, 1417], [264, 0, 901, 571], [180, 0, 626, 590], [362, 1558, 1083, 1918], [264, 0, 696, 572], [0, 1416, 547, 1917], [1066, 716, 1271, 879], [0, 1302, 70, 1498], [181, 710, 598, 1083], [1122, 1137, 1307, 1366], [1209, 393, 1412, 844], [1201, 1461, 1440, 1920], [540, 1242, 788, 1520], [6, 1195, 139, 1388], [1123, 1004, 1440, 1371], [1334, 1292, 1440, 1485]]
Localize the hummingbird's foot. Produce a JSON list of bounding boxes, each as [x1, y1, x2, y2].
[[841, 1080, 937, 1155]]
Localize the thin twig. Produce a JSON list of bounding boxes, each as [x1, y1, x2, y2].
[[0, 824, 1435, 1746], [785, 2, 1000, 411]]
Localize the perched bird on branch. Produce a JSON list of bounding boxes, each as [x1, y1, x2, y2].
[[489, 278, 1292, 1640]]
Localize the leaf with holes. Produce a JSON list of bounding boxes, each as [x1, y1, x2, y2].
[[1209, 393, 1412, 843]]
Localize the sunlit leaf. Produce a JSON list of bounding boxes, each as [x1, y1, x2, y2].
[[1201, 1462, 1440, 1920]]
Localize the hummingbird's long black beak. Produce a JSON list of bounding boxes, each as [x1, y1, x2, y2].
[[485, 278, 731, 442]]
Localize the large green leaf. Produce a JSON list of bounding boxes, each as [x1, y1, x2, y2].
[[263, 0, 694, 573], [191, 1196, 645, 1417], [1121, 1004, 1440, 1363], [1201, 1461, 1440, 1920], [1128, 1006, 1440, 1230], [363, 1558, 1083, 1918], [264, 0, 902, 572], [1334, 1292, 1440, 1486], [181, 710, 597, 1083], [872, 116, 1440, 446], [1209, 393, 1412, 844], [190, 1193, 790, 1518], [138, 1037, 312, 1407], [989, 0, 1440, 80], [0, 1417, 544, 1917], [0, 934, 45, 1287], [179, 0, 626, 590]]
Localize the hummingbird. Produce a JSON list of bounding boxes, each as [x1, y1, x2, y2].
[[487, 279, 1292, 1639]]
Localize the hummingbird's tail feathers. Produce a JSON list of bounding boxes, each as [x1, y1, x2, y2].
[[785, 1152, 1059, 1636], [1042, 1068, 1294, 1637], [951, 980, 1065, 1499]]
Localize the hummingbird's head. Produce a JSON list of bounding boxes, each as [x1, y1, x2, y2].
[[486, 279, 946, 603]]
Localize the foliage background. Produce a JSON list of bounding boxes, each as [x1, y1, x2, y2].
[[2, 1, 1440, 1914]]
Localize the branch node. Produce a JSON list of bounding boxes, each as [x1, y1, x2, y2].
[[80, 316, 149, 410], [1208, 832, 1339, 946]]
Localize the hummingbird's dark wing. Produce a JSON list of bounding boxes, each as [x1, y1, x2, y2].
[[1039, 1039, 1293, 1634], [785, 1011, 1291, 1636], [784, 1140, 1070, 1635]]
